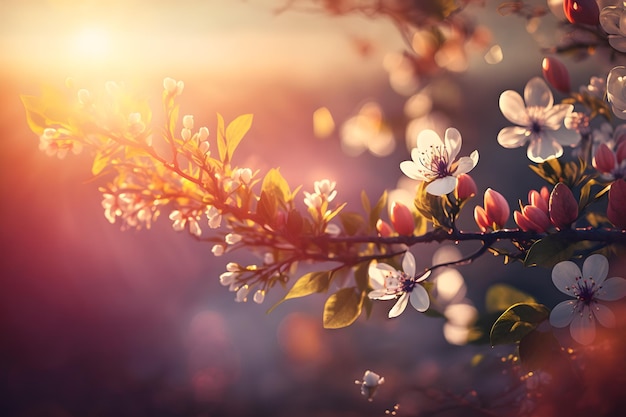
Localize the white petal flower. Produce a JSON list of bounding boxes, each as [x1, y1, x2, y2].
[[225, 233, 242, 245], [368, 251, 431, 318], [355, 370, 385, 401], [607, 66, 626, 119], [400, 128, 478, 196], [549, 254, 626, 345], [601, 4, 626, 53], [497, 77, 579, 163], [235, 284, 250, 302]]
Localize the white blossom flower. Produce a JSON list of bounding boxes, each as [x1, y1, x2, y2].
[[600, 3, 626, 53], [355, 370, 385, 401], [163, 77, 184, 95], [219, 271, 238, 287], [580, 75, 606, 99], [182, 115, 194, 129], [169, 210, 201, 237], [550, 254, 626, 345], [497, 77, 579, 163], [38, 128, 83, 159], [303, 191, 323, 209], [206, 206, 222, 229], [368, 251, 431, 318], [225, 233, 242, 245], [314, 179, 337, 202], [607, 66, 626, 119], [400, 128, 479, 196]]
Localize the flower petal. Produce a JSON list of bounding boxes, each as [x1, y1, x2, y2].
[[592, 303, 616, 328], [570, 309, 596, 345], [416, 129, 444, 150], [497, 126, 529, 148], [369, 289, 395, 300], [443, 127, 462, 162], [552, 260, 582, 296], [426, 176, 457, 196], [524, 77, 553, 108], [582, 253, 609, 285], [402, 251, 416, 277], [595, 277, 626, 301], [409, 285, 430, 312], [400, 160, 429, 181], [527, 137, 562, 163], [499, 90, 530, 126], [454, 152, 479, 175], [542, 104, 573, 130], [388, 293, 409, 318], [550, 300, 576, 328]]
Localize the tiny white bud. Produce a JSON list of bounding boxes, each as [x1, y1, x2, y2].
[[226, 262, 239, 272], [225, 233, 242, 245], [219, 271, 237, 286], [235, 284, 250, 302], [183, 115, 194, 130], [211, 244, 224, 256], [263, 252, 275, 265], [163, 77, 176, 93], [77, 89, 91, 106], [198, 127, 209, 142], [253, 289, 265, 304]]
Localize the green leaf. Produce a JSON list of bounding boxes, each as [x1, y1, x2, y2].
[[485, 284, 536, 314], [225, 114, 253, 161], [490, 303, 549, 346], [339, 211, 364, 236], [260, 168, 291, 207], [266, 271, 331, 314], [216, 113, 226, 162], [353, 261, 370, 292], [523, 234, 575, 268], [323, 287, 362, 329]]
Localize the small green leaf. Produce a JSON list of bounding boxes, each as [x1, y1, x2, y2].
[[339, 211, 364, 236], [323, 287, 362, 329], [92, 149, 112, 176], [266, 271, 331, 314], [523, 235, 574, 268], [485, 284, 536, 313], [369, 190, 387, 231], [490, 303, 549, 346], [260, 168, 291, 207], [225, 114, 253, 161]]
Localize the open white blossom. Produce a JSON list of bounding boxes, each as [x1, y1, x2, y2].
[[607, 66, 626, 120], [400, 128, 478, 196], [600, 2, 626, 53], [497, 77, 579, 163], [550, 254, 626, 345], [368, 251, 430, 318], [355, 370, 385, 401]]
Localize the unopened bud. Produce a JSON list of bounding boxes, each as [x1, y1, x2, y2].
[[455, 173, 477, 200], [390, 201, 415, 236], [549, 183, 578, 230], [542, 57, 570, 94], [563, 0, 599, 26], [593, 143, 617, 174], [376, 219, 394, 237], [484, 188, 510, 229], [608, 179, 626, 229]]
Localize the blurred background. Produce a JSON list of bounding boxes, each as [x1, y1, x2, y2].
[[0, 1, 622, 416]]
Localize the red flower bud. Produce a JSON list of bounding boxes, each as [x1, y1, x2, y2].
[[549, 183, 578, 230], [608, 179, 626, 229], [528, 187, 550, 214], [484, 188, 510, 229], [390, 201, 415, 236], [542, 57, 571, 94], [376, 219, 394, 237], [455, 173, 477, 200], [616, 141, 626, 164], [563, 0, 599, 26], [514, 210, 534, 232], [593, 143, 617, 174], [522, 205, 552, 232]]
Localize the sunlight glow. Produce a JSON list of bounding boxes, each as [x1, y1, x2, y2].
[[72, 27, 112, 60]]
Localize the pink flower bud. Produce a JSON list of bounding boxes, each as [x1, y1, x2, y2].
[[522, 205, 552, 232], [616, 141, 626, 165], [593, 143, 617, 174], [528, 187, 550, 214], [542, 57, 571, 94], [608, 179, 626, 229], [549, 183, 578, 230], [455, 173, 477, 200], [390, 201, 415, 236], [563, 0, 599, 26], [474, 206, 490, 232], [514, 210, 534, 232], [484, 188, 510, 229], [376, 219, 394, 237]]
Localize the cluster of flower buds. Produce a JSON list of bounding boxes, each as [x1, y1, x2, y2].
[[515, 184, 579, 232]]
